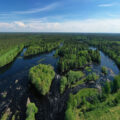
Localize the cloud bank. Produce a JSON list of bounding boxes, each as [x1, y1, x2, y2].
[[0, 19, 120, 33]]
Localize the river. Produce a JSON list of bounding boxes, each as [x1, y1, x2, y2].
[[0, 46, 119, 119]]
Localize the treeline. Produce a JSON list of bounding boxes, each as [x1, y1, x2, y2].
[[24, 41, 61, 57], [0, 33, 64, 68], [65, 74, 120, 120], [0, 45, 24, 68], [57, 41, 100, 73], [29, 64, 55, 95]]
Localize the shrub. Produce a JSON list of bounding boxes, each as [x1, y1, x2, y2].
[[60, 76, 68, 94], [101, 66, 108, 75], [103, 81, 111, 95], [112, 75, 120, 93], [67, 70, 84, 86], [26, 102, 38, 120], [86, 72, 99, 83]]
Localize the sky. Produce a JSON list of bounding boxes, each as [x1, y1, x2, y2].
[[0, 0, 120, 32]]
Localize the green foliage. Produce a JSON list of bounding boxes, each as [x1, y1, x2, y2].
[[0, 33, 63, 67], [26, 102, 38, 120], [86, 72, 99, 83], [65, 88, 98, 120], [65, 83, 120, 120], [1, 109, 10, 120], [29, 64, 55, 95], [60, 76, 67, 94], [65, 106, 76, 120], [67, 70, 84, 86], [103, 81, 111, 95], [85, 66, 92, 72], [24, 41, 61, 57], [102, 66, 108, 75], [11, 115, 15, 120], [112, 75, 120, 93], [57, 41, 100, 73], [0, 45, 23, 68], [60, 70, 84, 94], [65, 74, 120, 120], [86, 36, 120, 68]]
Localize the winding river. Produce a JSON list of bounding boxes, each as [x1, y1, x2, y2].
[[0, 46, 119, 119]]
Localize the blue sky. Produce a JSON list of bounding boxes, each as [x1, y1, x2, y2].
[[0, 0, 120, 32]]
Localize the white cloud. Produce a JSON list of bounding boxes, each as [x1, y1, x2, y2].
[[98, 3, 115, 7], [0, 2, 59, 16], [1, 19, 120, 33], [14, 21, 25, 27]]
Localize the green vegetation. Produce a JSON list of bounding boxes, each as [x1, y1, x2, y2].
[[71, 78, 85, 88], [85, 66, 92, 72], [60, 76, 68, 94], [85, 35, 120, 68], [26, 102, 38, 120], [112, 74, 120, 93], [1, 109, 11, 120], [1, 33, 120, 120], [0, 33, 63, 67], [0, 45, 23, 68], [102, 66, 108, 75], [86, 72, 99, 83], [67, 70, 84, 87], [11, 115, 15, 120], [24, 41, 61, 57], [57, 41, 100, 73], [65, 74, 120, 120], [60, 70, 84, 94], [65, 88, 98, 120], [29, 64, 55, 95]]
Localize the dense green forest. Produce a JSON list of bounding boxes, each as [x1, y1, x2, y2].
[[24, 39, 61, 57], [0, 33, 63, 67], [56, 41, 100, 73]]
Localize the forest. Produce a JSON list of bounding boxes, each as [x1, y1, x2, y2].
[[0, 33, 120, 120]]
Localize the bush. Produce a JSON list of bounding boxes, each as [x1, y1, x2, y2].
[[101, 66, 108, 75], [112, 75, 120, 93], [86, 72, 99, 83], [65, 106, 76, 120], [67, 70, 84, 86], [103, 81, 111, 95], [60, 76, 68, 94], [29, 64, 55, 95], [26, 102, 38, 120]]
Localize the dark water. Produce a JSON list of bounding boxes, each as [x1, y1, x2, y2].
[[90, 47, 119, 75], [89, 47, 119, 86], [0, 46, 119, 119], [0, 48, 59, 119]]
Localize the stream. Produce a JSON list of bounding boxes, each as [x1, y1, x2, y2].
[[0, 46, 119, 119]]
